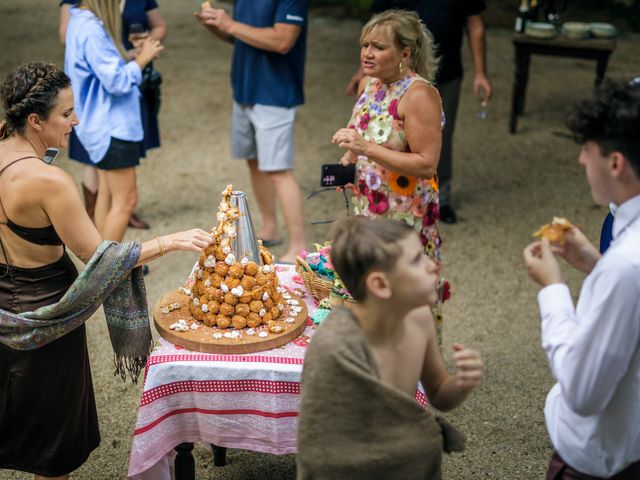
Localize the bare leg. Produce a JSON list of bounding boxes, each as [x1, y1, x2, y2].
[[94, 169, 112, 233], [269, 169, 305, 263], [247, 159, 280, 241], [98, 167, 138, 242], [81, 165, 99, 193]]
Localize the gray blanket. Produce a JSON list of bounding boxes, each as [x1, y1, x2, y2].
[[297, 306, 465, 480]]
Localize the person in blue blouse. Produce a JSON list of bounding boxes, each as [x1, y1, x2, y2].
[[59, 0, 167, 230], [63, 0, 163, 243]]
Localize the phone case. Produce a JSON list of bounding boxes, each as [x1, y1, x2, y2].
[[320, 163, 355, 187], [43, 148, 59, 165]]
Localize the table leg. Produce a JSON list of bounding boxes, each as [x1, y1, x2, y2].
[[211, 444, 228, 466], [510, 43, 531, 134], [174, 442, 195, 480], [595, 52, 611, 89]]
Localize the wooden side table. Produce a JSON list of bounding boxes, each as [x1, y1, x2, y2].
[[509, 33, 616, 133]]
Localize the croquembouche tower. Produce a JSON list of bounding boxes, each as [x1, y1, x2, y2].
[[154, 185, 307, 353], [187, 185, 287, 331]]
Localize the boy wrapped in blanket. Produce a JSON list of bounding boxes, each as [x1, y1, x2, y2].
[[297, 217, 484, 479]]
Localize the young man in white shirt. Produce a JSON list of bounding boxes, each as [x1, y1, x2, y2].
[[524, 79, 640, 479]]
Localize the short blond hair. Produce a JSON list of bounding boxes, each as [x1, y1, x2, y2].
[[360, 9, 440, 83], [82, 0, 126, 58]]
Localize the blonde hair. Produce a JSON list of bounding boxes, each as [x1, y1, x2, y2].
[[361, 9, 440, 83], [81, 0, 126, 58]]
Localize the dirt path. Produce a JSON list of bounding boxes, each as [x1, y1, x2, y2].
[[1, 1, 639, 478]]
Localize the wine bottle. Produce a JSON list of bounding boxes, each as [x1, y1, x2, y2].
[[514, 0, 530, 33]]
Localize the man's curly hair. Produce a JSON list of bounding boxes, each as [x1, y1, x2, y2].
[[565, 78, 640, 178]]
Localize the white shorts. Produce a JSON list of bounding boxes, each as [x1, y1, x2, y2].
[[231, 102, 297, 172]]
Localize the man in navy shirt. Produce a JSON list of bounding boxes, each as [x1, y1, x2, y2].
[[197, 0, 308, 262]]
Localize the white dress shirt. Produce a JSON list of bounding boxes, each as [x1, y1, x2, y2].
[[538, 194, 640, 477]]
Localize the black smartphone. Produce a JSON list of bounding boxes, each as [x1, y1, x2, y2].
[[320, 163, 355, 187], [43, 148, 59, 165]]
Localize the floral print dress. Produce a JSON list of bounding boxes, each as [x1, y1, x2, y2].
[[347, 72, 449, 334]]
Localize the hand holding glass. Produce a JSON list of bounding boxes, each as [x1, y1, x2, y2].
[[128, 23, 149, 48]]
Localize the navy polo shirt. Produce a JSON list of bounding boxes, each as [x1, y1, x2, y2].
[[231, 0, 308, 108]]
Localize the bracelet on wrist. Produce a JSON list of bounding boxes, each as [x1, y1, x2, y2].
[[156, 236, 166, 257]]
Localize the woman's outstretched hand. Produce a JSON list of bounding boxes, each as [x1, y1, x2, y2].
[[164, 229, 213, 253]]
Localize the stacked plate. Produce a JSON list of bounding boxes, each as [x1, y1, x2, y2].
[[562, 22, 591, 39], [590, 22, 617, 38], [525, 22, 556, 39]]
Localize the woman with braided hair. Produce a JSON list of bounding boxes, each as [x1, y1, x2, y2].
[[0, 62, 212, 479]]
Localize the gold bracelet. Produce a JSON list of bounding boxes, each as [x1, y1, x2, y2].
[[156, 236, 165, 257]]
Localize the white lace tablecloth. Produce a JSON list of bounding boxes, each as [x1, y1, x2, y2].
[[127, 264, 316, 479]]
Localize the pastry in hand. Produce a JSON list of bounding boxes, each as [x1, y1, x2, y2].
[[533, 217, 574, 244], [201, 1, 212, 8]]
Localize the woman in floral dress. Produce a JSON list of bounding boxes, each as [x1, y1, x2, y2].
[[332, 10, 449, 336]]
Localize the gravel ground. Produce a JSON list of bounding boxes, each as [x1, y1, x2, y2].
[[1, 1, 639, 479]]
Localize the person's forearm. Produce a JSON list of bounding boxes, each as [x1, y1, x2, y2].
[[59, 4, 71, 45], [150, 25, 167, 42], [136, 235, 173, 266], [467, 21, 488, 76], [227, 22, 294, 54], [134, 56, 152, 72], [364, 142, 439, 178], [429, 376, 473, 412], [205, 23, 234, 43]]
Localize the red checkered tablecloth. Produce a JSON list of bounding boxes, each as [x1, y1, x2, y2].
[[127, 265, 315, 479]]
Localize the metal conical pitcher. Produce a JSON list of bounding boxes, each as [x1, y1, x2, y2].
[[229, 191, 262, 265]]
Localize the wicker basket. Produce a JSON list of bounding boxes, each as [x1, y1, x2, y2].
[[295, 255, 333, 301], [328, 291, 357, 308]]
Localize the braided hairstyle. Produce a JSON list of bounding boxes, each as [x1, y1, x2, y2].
[[0, 62, 71, 140]]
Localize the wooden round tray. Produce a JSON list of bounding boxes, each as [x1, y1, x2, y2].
[[153, 289, 309, 354]]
